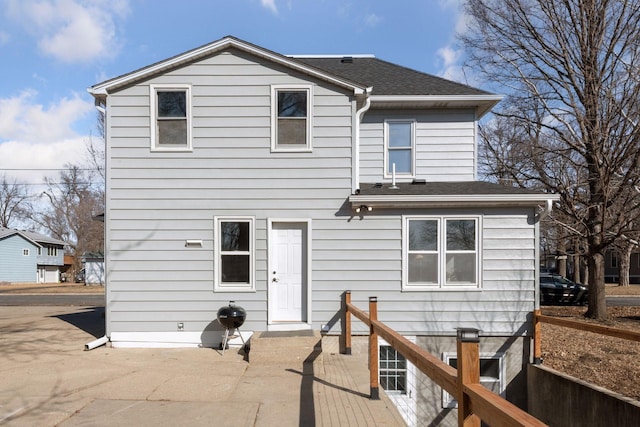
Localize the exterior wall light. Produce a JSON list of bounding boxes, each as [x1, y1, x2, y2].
[[456, 327, 480, 343], [355, 205, 372, 213], [185, 239, 203, 248]]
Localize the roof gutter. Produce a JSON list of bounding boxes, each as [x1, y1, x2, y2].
[[353, 90, 372, 192], [349, 193, 560, 209]]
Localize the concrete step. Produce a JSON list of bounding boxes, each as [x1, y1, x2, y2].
[[248, 330, 323, 369]]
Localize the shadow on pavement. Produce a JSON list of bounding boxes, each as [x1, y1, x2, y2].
[[52, 307, 105, 339]]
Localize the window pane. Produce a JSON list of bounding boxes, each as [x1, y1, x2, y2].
[[446, 253, 476, 283], [409, 220, 437, 250], [408, 253, 438, 283], [221, 222, 250, 251], [277, 118, 307, 145], [388, 122, 411, 147], [221, 255, 250, 283], [388, 149, 412, 174], [278, 91, 307, 117], [446, 220, 476, 251], [157, 91, 186, 117], [157, 120, 187, 145]]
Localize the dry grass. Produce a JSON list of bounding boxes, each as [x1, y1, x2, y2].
[[0, 282, 104, 294]]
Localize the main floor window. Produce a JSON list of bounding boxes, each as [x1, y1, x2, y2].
[[442, 352, 505, 408], [271, 85, 312, 151], [150, 85, 191, 151], [214, 217, 255, 291], [403, 216, 480, 290]]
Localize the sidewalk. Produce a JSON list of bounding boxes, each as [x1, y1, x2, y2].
[[0, 306, 405, 426]]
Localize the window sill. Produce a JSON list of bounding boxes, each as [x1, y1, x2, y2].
[[214, 287, 256, 293], [402, 286, 482, 292], [151, 147, 193, 152]]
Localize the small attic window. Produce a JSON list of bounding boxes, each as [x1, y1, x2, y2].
[[341, 56, 353, 63]]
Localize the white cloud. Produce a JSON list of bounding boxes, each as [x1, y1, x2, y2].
[[260, 0, 278, 15], [363, 13, 382, 28], [5, 0, 130, 63], [0, 89, 94, 189], [0, 137, 88, 186], [0, 90, 93, 143]]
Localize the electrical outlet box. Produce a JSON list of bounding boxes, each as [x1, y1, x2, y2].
[[177, 322, 184, 331]]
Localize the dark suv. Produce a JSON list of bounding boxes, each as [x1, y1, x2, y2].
[[540, 274, 588, 305]]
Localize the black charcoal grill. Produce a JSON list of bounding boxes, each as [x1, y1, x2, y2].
[[217, 301, 247, 354]]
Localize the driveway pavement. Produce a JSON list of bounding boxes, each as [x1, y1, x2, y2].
[[0, 306, 405, 426]]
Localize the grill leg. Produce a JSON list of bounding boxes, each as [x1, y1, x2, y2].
[[221, 328, 230, 355]]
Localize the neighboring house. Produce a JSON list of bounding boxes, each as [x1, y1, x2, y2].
[[0, 227, 66, 283], [605, 249, 640, 284], [89, 36, 558, 424], [81, 252, 105, 285]]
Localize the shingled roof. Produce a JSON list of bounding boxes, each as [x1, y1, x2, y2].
[[294, 57, 490, 97], [349, 181, 559, 208]]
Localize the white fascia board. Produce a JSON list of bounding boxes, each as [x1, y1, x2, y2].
[[349, 193, 560, 208], [89, 37, 368, 96]]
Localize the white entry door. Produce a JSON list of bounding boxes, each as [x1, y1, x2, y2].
[[269, 222, 307, 323]]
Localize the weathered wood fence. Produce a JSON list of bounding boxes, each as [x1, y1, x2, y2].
[[342, 291, 547, 427]]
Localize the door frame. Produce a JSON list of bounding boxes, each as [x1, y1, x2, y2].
[[267, 218, 312, 330]]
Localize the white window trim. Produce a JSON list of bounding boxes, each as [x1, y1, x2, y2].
[[441, 352, 506, 408], [271, 85, 313, 152], [150, 84, 192, 152], [402, 215, 481, 291], [384, 119, 416, 179], [214, 216, 256, 292]]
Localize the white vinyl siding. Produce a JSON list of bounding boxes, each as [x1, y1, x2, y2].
[[361, 110, 476, 183]]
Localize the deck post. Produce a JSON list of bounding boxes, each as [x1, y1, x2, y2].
[[369, 296, 379, 400], [342, 291, 352, 355], [457, 328, 481, 427], [533, 309, 542, 363]]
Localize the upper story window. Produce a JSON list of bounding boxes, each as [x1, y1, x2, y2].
[[271, 85, 312, 152], [214, 217, 255, 292], [47, 246, 57, 256], [150, 85, 191, 151], [23, 249, 30, 256], [385, 120, 415, 177], [403, 216, 480, 290]]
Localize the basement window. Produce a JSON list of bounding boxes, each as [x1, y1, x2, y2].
[[441, 352, 505, 408]]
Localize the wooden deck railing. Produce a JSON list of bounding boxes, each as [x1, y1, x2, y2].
[[342, 291, 547, 427], [533, 309, 640, 362]]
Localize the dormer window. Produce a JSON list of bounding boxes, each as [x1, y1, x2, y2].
[[385, 120, 415, 177], [271, 85, 312, 152]]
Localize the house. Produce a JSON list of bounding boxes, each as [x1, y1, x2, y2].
[[89, 36, 558, 424], [0, 227, 66, 283], [81, 251, 105, 285]]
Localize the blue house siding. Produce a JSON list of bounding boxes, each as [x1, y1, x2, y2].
[[0, 234, 38, 282]]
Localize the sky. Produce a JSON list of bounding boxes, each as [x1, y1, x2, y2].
[[0, 0, 470, 191]]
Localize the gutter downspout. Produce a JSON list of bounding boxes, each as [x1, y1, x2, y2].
[[85, 335, 108, 351], [353, 89, 372, 193]]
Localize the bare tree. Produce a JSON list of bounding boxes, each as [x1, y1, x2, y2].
[[36, 165, 104, 262], [0, 174, 33, 228], [461, 0, 640, 319]]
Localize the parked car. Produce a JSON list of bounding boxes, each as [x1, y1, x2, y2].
[[74, 268, 85, 283], [540, 273, 588, 305]]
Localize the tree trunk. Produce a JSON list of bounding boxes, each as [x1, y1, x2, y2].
[[586, 252, 607, 320], [556, 239, 566, 277], [619, 244, 632, 287]]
